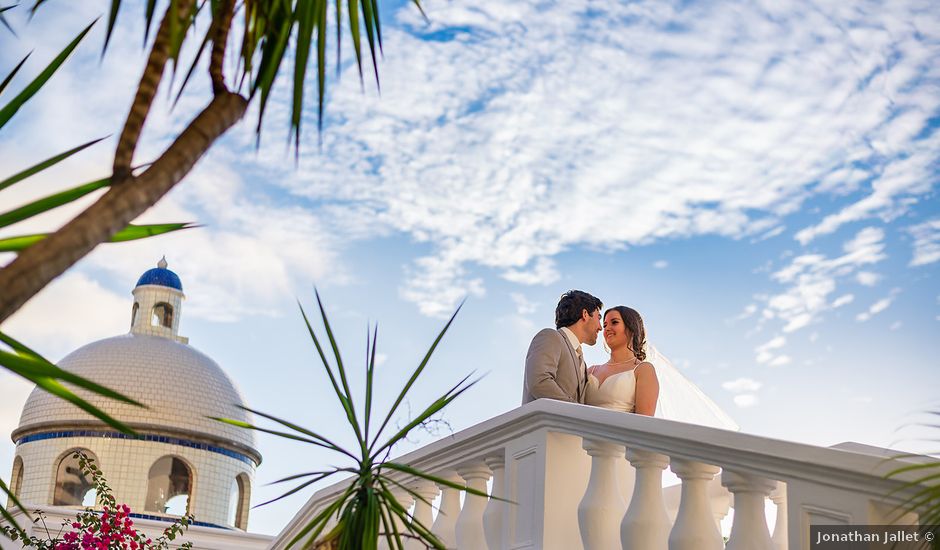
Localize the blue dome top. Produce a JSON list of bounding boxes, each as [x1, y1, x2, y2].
[[136, 257, 183, 291]]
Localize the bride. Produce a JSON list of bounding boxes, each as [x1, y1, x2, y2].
[[585, 306, 658, 415]]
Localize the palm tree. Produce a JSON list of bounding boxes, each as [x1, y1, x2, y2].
[[0, 0, 418, 325], [1, 0, 422, 535]]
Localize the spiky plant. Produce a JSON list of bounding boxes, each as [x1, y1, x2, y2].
[[216, 291, 491, 549]]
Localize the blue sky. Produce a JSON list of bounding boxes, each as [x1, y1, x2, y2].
[[1, 0, 938, 537]]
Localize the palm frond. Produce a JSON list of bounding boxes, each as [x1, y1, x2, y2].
[[0, 137, 107, 193], [0, 18, 96, 129]]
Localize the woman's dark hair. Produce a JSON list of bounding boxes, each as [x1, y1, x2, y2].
[[555, 290, 603, 329], [604, 306, 647, 361]]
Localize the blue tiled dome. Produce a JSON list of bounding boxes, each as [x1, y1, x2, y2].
[[135, 257, 183, 291]]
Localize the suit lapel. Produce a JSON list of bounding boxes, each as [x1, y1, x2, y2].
[[557, 329, 585, 401]]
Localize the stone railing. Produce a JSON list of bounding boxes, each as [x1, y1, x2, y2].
[[272, 399, 932, 550]]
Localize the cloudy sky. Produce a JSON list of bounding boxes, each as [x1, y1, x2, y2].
[[1, 0, 938, 537]]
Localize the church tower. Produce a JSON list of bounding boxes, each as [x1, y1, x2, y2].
[[9, 259, 262, 532]]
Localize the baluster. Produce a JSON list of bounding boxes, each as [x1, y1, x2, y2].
[[770, 482, 788, 550], [432, 473, 462, 550], [722, 470, 775, 550], [483, 454, 506, 550], [668, 459, 723, 550], [578, 439, 627, 550], [406, 482, 439, 550], [456, 462, 492, 549], [709, 477, 731, 534], [621, 449, 671, 550]]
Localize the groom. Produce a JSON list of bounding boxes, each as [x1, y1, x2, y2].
[[522, 290, 603, 404]]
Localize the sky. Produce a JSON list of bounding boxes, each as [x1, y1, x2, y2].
[[1, 0, 939, 537]]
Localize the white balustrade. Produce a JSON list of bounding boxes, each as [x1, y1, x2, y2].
[[431, 473, 462, 549], [722, 470, 775, 550], [621, 448, 671, 550], [578, 438, 627, 550], [483, 454, 506, 550], [273, 400, 935, 550], [455, 462, 492, 549], [770, 482, 788, 550], [407, 482, 439, 550], [668, 459, 723, 550]]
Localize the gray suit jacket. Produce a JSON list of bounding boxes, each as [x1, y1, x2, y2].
[[522, 328, 586, 404]]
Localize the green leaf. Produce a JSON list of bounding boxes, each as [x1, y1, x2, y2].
[[0, 477, 28, 540], [285, 483, 356, 549], [0, 349, 141, 434], [298, 299, 365, 455], [0, 52, 31, 98], [0, 222, 196, 252], [234, 405, 357, 459], [0, 5, 16, 36], [0, 177, 110, 228], [143, 0, 158, 45], [314, 289, 365, 449], [370, 302, 463, 453], [291, 0, 315, 151], [0, 347, 144, 407], [102, 0, 121, 54], [173, 26, 212, 108], [374, 373, 478, 458], [0, 137, 107, 193], [0, 18, 97, 129]]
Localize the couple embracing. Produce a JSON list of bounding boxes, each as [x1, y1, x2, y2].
[[522, 290, 659, 415]]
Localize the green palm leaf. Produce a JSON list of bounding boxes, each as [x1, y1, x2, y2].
[[0, 177, 110, 228], [0, 19, 96, 129], [0, 137, 106, 193], [225, 292, 477, 550], [0, 222, 196, 252], [0, 52, 30, 97], [370, 302, 463, 454]]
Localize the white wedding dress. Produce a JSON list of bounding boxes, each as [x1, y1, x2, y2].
[[585, 343, 738, 431]]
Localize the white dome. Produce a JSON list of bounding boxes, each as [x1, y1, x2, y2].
[[14, 334, 260, 464]]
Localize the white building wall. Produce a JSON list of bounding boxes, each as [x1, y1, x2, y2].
[[13, 436, 254, 528]]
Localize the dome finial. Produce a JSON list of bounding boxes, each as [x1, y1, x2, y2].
[[158, 256, 168, 269]]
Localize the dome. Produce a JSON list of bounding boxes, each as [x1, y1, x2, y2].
[[13, 334, 260, 465], [136, 257, 183, 291]]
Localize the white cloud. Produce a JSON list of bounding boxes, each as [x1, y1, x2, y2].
[[755, 335, 787, 365], [856, 290, 899, 322], [908, 219, 940, 266], [510, 293, 538, 315], [856, 271, 881, 286], [3, 0, 938, 318], [890, 321, 902, 331], [242, 0, 940, 316], [768, 355, 792, 367], [722, 377, 763, 393], [501, 257, 560, 286], [831, 294, 855, 308], [733, 394, 759, 408], [760, 227, 887, 334], [653, 260, 669, 269], [3, 272, 128, 360]]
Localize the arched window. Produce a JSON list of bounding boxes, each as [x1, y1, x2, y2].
[[53, 450, 97, 506], [131, 302, 140, 327], [9, 456, 24, 504], [228, 474, 251, 529], [151, 302, 173, 328], [145, 456, 191, 515]]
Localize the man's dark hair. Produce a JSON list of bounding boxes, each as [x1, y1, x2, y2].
[[555, 290, 603, 329]]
